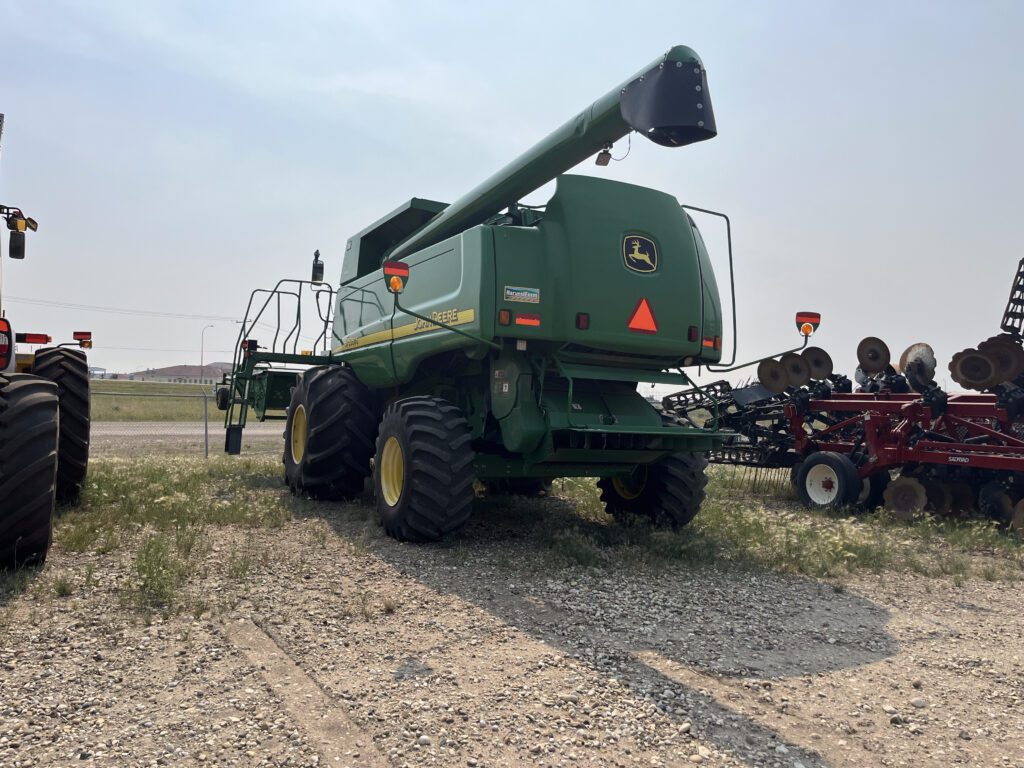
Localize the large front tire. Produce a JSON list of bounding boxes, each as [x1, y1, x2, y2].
[[0, 374, 59, 569], [31, 347, 90, 504], [598, 452, 709, 529], [374, 397, 475, 542], [283, 366, 377, 499]]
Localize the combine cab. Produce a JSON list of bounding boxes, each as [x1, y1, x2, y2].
[[1, 115, 92, 568], [221, 46, 804, 542]]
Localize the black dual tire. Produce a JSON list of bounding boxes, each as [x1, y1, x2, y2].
[[31, 348, 90, 504], [796, 451, 860, 510], [0, 374, 59, 569], [283, 365, 377, 499], [374, 397, 475, 542], [598, 452, 708, 529]]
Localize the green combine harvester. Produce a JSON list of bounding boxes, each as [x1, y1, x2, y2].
[[220, 45, 737, 541]]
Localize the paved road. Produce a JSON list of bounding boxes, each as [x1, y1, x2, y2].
[[92, 421, 284, 438], [91, 421, 283, 455]]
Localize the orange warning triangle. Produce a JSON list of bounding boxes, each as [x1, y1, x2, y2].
[[628, 298, 658, 334]]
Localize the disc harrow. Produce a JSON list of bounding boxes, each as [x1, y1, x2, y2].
[[664, 258, 1024, 530]]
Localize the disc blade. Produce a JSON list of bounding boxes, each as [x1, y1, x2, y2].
[[780, 352, 811, 388], [882, 476, 927, 520], [948, 482, 977, 515], [756, 358, 789, 394], [1012, 500, 1024, 534], [922, 479, 953, 516], [977, 340, 1024, 383], [856, 336, 891, 375], [949, 349, 998, 390], [801, 346, 834, 379], [898, 342, 937, 379]]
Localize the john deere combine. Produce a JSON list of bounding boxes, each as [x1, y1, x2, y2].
[[221, 46, 736, 541]]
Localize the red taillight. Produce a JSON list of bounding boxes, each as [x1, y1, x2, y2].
[[688, 325, 698, 342], [575, 313, 589, 330], [382, 261, 410, 277], [0, 319, 10, 368], [73, 331, 92, 341], [15, 333, 52, 344], [702, 336, 715, 349], [498, 309, 511, 326], [714, 336, 722, 351]]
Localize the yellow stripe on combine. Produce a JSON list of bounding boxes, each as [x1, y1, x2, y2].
[[332, 309, 476, 353]]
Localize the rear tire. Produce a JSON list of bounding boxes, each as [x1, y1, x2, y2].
[[599, 452, 708, 529], [0, 374, 59, 569], [283, 365, 377, 499], [374, 396, 475, 542], [30, 347, 90, 504], [796, 451, 860, 510]]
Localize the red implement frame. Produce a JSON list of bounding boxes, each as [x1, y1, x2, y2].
[[785, 393, 1024, 476]]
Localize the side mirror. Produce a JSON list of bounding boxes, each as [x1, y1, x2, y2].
[[8, 230, 25, 259], [311, 249, 324, 283], [795, 311, 821, 337]]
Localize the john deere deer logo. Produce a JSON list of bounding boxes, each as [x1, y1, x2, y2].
[[622, 235, 658, 273]]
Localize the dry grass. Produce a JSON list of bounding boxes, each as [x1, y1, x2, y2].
[[21, 454, 1022, 626], [90, 379, 271, 422]]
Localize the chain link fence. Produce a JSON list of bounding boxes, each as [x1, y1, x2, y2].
[[90, 390, 283, 457]]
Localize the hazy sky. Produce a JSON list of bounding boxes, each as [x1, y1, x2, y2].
[[1, 0, 1021, 386]]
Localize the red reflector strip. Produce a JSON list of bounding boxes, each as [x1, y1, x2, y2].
[[514, 313, 541, 327], [702, 336, 716, 348], [382, 261, 410, 277], [627, 298, 658, 334], [16, 333, 51, 344], [73, 331, 92, 341], [795, 311, 821, 333]]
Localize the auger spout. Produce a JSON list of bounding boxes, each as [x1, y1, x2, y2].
[[389, 44, 716, 260]]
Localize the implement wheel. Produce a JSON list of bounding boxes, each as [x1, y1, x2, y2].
[[373, 396, 475, 542], [0, 374, 59, 569], [598, 452, 708, 529], [284, 365, 377, 499], [31, 347, 90, 504], [796, 451, 859, 510]]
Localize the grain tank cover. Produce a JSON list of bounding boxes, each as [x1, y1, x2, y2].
[[619, 60, 716, 147]]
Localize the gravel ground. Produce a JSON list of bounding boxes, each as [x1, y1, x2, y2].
[[2, 491, 1023, 767]]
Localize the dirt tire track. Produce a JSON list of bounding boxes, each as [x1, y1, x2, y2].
[[223, 616, 388, 768]]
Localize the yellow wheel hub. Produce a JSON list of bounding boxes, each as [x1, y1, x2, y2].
[[290, 404, 307, 464], [380, 436, 405, 507], [612, 468, 647, 500]]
